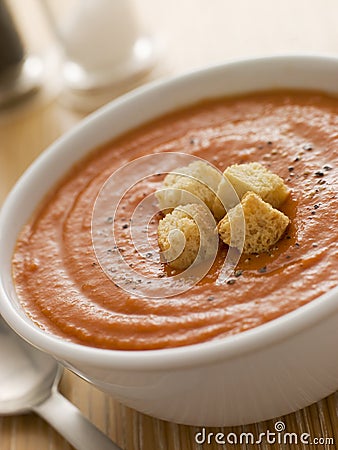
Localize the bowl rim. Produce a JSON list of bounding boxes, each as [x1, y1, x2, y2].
[[1, 53, 338, 371]]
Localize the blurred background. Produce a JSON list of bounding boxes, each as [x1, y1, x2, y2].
[[2, 0, 338, 116], [0, 1, 337, 449]]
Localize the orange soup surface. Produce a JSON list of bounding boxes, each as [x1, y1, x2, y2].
[[13, 91, 338, 350]]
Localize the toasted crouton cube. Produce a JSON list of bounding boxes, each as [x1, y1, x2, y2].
[[158, 203, 217, 270], [156, 161, 225, 219], [218, 191, 290, 254], [223, 162, 289, 208]]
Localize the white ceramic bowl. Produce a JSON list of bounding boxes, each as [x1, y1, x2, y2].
[[0, 55, 338, 427]]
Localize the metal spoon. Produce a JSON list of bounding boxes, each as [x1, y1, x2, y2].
[[0, 316, 122, 450]]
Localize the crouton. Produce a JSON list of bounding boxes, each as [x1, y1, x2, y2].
[[218, 191, 290, 254], [156, 161, 225, 219], [223, 162, 289, 208], [158, 203, 217, 270]]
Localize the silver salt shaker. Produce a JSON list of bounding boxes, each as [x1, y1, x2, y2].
[[0, 0, 42, 108]]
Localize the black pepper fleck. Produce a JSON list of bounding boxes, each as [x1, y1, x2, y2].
[[323, 165, 333, 171], [207, 296, 215, 301], [122, 224, 129, 229], [314, 204, 319, 209], [295, 242, 300, 248], [288, 166, 294, 172], [294, 157, 301, 162], [314, 171, 324, 177], [258, 266, 267, 273], [226, 279, 236, 285], [234, 270, 243, 277], [303, 144, 313, 151], [267, 141, 273, 145]]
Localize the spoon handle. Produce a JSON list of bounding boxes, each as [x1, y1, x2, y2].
[[33, 390, 122, 450]]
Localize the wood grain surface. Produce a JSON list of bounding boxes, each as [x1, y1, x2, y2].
[[0, 0, 337, 448]]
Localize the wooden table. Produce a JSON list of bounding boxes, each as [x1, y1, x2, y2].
[[0, 0, 337, 448]]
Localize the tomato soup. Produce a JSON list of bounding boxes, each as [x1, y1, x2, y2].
[[12, 91, 338, 350]]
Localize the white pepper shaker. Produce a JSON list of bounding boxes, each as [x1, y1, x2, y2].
[[41, 0, 157, 110]]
